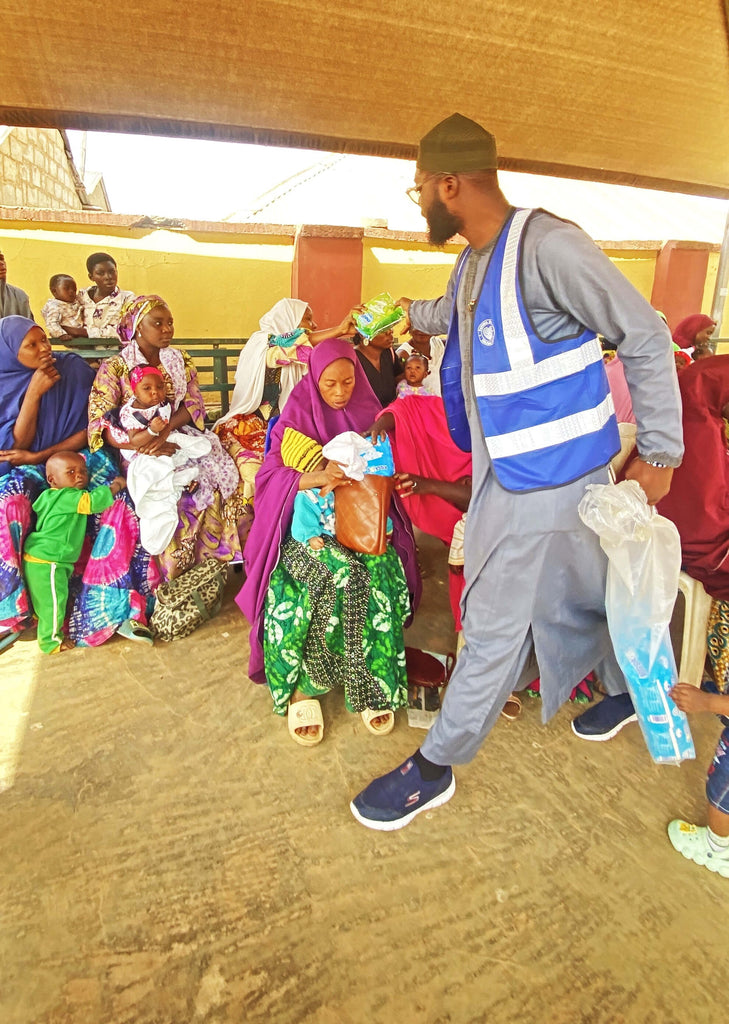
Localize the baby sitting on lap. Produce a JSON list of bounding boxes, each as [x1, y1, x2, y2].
[[103, 365, 239, 554]]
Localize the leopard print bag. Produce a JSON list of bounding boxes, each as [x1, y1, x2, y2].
[[150, 559, 228, 641]]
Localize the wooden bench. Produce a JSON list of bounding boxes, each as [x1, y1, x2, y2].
[[55, 338, 247, 418]]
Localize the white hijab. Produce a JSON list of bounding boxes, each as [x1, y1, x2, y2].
[[216, 298, 309, 425]]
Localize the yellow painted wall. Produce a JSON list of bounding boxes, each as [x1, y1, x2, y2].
[[0, 220, 294, 338], [600, 250, 659, 300], [363, 240, 660, 308], [362, 239, 459, 303], [3, 216, 725, 342]]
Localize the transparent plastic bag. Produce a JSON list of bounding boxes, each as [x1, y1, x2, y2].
[[578, 480, 695, 765], [354, 292, 405, 339]]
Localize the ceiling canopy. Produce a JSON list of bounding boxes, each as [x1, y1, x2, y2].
[[2, 0, 728, 198]]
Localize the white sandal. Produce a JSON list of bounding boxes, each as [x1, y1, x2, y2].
[[287, 699, 324, 747], [360, 708, 395, 736]]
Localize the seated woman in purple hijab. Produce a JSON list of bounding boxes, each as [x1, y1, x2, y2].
[[0, 315, 156, 649], [237, 338, 420, 746]]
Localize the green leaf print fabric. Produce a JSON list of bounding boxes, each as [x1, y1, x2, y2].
[[263, 536, 409, 714]]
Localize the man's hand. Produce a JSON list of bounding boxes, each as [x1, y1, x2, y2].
[[395, 296, 412, 335], [624, 460, 673, 506]]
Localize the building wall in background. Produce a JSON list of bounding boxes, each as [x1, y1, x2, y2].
[[0, 211, 725, 338]]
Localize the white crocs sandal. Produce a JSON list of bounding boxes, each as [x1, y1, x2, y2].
[[360, 708, 395, 736], [287, 699, 324, 747]]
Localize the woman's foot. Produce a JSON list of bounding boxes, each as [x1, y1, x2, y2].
[[361, 708, 395, 735], [288, 691, 323, 743]]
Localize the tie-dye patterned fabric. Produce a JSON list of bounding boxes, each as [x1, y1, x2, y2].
[[0, 448, 158, 645]]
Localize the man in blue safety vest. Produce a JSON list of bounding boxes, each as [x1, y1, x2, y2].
[[350, 113, 684, 831]]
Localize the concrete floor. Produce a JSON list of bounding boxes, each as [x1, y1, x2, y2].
[[1, 533, 726, 1024]]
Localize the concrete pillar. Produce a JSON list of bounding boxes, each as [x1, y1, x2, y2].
[[650, 241, 711, 331], [291, 226, 363, 330]]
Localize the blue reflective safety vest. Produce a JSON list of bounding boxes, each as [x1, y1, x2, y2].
[[440, 208, 620, 492]]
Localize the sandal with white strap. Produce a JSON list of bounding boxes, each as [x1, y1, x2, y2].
[[360, 708, 395, 736], [287, 699, 324, 747]]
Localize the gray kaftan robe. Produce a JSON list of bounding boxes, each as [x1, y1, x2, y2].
[[411, 210, 684, 765]]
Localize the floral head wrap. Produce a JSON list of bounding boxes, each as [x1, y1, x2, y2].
[[117, 294, 167, 344], [129, 364, 164, 390]]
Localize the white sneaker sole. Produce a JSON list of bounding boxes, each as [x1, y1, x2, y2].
[[571, 713, 637, 742], [350, 774, 456, 832]]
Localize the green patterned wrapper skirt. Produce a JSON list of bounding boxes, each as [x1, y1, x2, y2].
[[263, 537, 410, 715]]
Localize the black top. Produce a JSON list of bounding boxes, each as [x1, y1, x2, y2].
[[356, 347, 398, 407]]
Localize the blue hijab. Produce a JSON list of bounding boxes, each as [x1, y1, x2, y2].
[[0, 316, 95, 476]]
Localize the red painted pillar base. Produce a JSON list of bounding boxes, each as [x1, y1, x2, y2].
[[291, 226, 363, 331], [650, 241, 711, 331]]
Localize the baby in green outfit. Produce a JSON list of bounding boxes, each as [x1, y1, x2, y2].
[[23, 451, 126, 653]]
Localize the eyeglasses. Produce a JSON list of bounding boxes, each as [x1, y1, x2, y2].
[[405, 173, 443, 206]]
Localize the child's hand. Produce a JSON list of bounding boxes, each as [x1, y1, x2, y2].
[[670, 683, 715, 714], [110, 475, 127, 494], [308, 536, 325, 551], [149, 415, 167, 433]]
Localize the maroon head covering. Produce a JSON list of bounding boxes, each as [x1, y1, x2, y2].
[[657, 355, 729, 598], [672, 314, 716, 350], [236, 337, 420, 683]]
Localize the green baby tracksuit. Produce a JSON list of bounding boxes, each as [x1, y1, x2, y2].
[[24, 485, 115, 653]]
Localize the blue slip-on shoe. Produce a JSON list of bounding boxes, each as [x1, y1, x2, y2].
[[350, 756, 456, 831], [571, 692, 637, 742]]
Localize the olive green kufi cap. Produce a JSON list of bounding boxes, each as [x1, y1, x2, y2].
[[417, 113, 498, 173]]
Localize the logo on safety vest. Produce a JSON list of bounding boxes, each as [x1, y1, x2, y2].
[[477, 319, 495, 346]]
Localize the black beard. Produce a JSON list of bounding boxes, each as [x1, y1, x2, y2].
[[426, 195, 464, 246]]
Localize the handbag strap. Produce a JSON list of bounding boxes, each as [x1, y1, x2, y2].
[[190, 589, 212, 621]]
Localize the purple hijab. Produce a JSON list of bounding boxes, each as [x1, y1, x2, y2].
[[0, 316, 95, 476], [237, 337, 421, 683]]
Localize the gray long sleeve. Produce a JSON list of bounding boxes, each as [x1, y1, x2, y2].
[[410, 211, 683, 466]]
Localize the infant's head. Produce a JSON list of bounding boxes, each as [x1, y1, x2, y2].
[[130, 365, 166, 408], [404, 353, 429, 386], [49, 274, 77, 304], [45, 451, 88, 490]]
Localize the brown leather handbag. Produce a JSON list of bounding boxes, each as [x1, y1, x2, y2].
[[334, 474, 395, 555]]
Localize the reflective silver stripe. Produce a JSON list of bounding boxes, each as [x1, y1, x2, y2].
[[49, 562, 62, 647], [473, 336, 603, 397], [485, 393, 616, 459], [499, 209, 533, 368]]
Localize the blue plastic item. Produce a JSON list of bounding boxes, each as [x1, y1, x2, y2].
[[362, 436, 394, 476], [617, 630, 695, 765]]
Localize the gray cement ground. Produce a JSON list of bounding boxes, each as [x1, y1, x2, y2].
[[1, 533, 727, 1024]]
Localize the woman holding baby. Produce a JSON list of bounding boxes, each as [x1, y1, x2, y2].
[[237, 338, 421, 746], [88, 295, 253, 580], [0, 314, 154, 649]]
